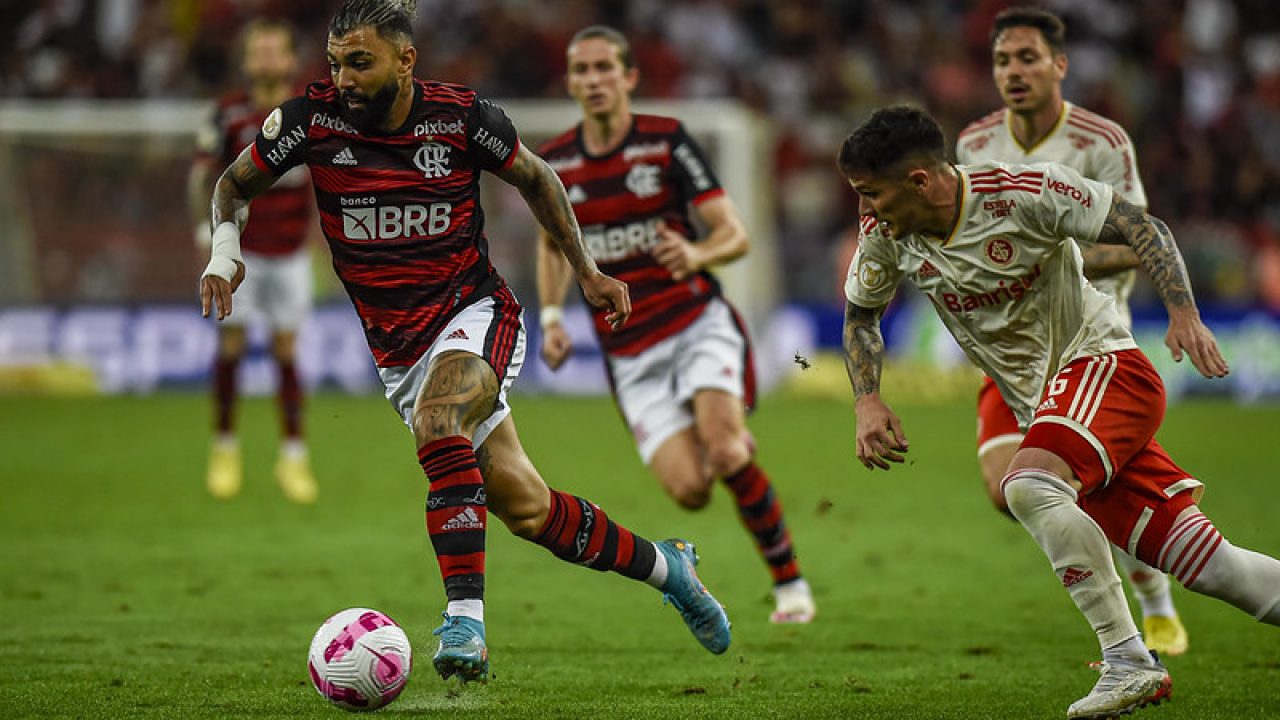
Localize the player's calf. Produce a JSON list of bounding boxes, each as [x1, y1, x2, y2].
[[1155, 508, 1280, 624]]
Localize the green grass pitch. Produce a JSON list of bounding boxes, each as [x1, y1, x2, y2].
[[0, 392, 1276, 719]]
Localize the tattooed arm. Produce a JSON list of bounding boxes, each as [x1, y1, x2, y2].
[[200, 146, 280, 320], [497, 144, 630, 330], [1096, 197, 1229, 377], [1080, 243, 1138, 280], [844, 301, 909, 470]]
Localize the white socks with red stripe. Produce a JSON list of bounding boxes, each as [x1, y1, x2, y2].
[[1003, 468, 1141, 650], [1158, 507, 1280, 625], [1112, 547, 1177, 619]]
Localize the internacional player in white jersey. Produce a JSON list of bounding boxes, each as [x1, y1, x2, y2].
[[839, 106, 1280, 719], [956, 6, 1188, 657]]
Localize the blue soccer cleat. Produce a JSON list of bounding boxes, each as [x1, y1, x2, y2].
[[656, 539, 731, 654], [431, 613, 489, 683]]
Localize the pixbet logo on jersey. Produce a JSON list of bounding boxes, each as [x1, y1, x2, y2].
[[341, 203, 453, 241]]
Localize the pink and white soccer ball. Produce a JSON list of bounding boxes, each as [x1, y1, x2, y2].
[[308, 608, 412, 712]]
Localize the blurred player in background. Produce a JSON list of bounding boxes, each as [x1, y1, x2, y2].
[[537, 26, 815, 624], [957, 7, 1188, 656], [840, 106, 1280, 719], [190, 18, 317, 504], [200, 0, 731, 684]]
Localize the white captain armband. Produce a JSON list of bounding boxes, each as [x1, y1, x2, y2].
[[202, 222, 243, 282]]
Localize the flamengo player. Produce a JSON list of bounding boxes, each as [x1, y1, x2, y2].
[[536, 26, 815, 623], [839, 106, 1280, 719], [957, 6, 1188, 655], [199, 0, 731, 684], [190, 19, 318, 504]]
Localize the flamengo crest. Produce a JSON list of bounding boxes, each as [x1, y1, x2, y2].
[[414, 142, 452, 179], [625, 164, 662, 199]]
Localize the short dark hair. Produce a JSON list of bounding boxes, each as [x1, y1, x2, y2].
[[837, 106, 948, 177], [569, 25, 634, 69], [237, 18, 298, 62], [991, 6, 1066, 55], [329, 0, 416, 46]]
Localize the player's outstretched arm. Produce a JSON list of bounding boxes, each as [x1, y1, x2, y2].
[[199, 145, 280, 320], [844, 301, 909, 470], [1097, 197, 1229, 378], [497, 144, 630, 329], [536, 226, 575, 370]]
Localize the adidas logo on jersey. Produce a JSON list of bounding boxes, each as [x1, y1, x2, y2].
[[446, 328, 469, 341], [1062, 566, 1094, 588], [442, 507, 483, 531], [332, 147, 357, 165], [566, 185, 587, 204], [918, 261, 940, 278]]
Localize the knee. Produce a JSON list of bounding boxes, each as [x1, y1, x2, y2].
[[705, 437, 750, 480], [660, 468, 712, 510], [218, 330, 246, 359], [671, 485, 712, 510], [1001, 468, 1075, 521], [412, 410, 457, 446], [272, 334, 297, 363]]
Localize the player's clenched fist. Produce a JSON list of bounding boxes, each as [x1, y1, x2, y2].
[[579, 271, 631, 330]]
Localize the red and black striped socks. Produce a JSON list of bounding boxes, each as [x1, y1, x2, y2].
[[419, 436, 487, 604], [533, 489, 660, 584], [278, 361, 303, 441], [723, 463, 800, 585], [213, 357, 237, 435]]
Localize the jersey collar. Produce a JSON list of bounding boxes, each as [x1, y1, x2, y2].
[[1006, 101, 1067, 155], [940, 165, 968, 247]]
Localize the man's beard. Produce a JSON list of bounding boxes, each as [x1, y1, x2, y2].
[[340, 80, 399, 133]]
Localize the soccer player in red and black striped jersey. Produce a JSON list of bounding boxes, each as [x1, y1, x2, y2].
[[199, 0, 731, 686], [189, 19, 318, 504], [536, 26, 815, 624]]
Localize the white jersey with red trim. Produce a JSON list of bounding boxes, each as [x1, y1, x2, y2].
[[844, 161, 1138, 429], [956, 102, 1146, 325]]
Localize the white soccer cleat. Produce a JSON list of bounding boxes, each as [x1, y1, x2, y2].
[[769, 578, 816, 624], [1067, 653, 1171, 719]]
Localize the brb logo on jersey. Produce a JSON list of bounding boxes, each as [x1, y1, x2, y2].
[[341, 201, 453, 241], [414, 142, 452, 179], [625, 164, 662, 199]]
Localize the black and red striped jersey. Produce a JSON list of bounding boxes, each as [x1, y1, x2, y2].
[[538, 115, 725, 355], [197, 90, 313, 256], [249, 79, 520, 367]]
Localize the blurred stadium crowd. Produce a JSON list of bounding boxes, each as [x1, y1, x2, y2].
[[6, 0, 1280, 308]]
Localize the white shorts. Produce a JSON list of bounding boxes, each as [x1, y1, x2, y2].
[[606, 297, 755, 464], [224, 248, 312, 331], [377, 293, 525, 448]]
